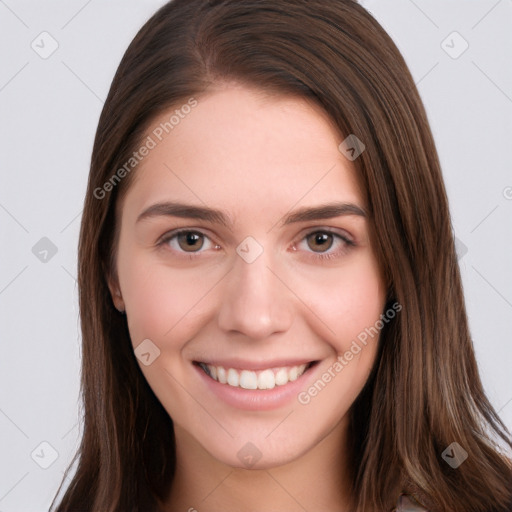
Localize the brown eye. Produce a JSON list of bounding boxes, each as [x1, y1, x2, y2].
[[177, 231, 204, 252], [306, 232, 334, 253]]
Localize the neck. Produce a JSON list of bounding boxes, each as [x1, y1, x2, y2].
[[160, 418, 353, 512]]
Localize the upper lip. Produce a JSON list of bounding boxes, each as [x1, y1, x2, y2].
[[194, 358, 317, 371]]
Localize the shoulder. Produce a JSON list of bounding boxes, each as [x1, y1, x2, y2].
[[395, 494, 429, 511], [395, 494, 512, 512]]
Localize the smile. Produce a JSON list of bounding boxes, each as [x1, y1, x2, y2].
[[195, 361, 317, 390], [193, 359, 321, 410]]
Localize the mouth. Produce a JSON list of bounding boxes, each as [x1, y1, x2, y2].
[[193, 360, 319, 390]]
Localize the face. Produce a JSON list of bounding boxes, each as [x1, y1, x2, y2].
[[110, 84, 387, 470]]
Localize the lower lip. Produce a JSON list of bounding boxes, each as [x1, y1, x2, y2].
[[193, 363, 319, 411]]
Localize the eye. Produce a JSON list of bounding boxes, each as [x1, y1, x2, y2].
[[306, 232, 335, 252], [294, 229, 355, 261], [159, 229, 218, 254], [157, 228, 355, 261]]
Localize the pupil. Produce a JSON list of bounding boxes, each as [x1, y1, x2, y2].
[[179, 232, 203, 251], [309, 232, 332, 252]]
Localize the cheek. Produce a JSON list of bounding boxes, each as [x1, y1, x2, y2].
[[117, 250, 220, 347], [293, 258, 385, 416], [296, 253, 385, 353], [118, 238, 385, 358]]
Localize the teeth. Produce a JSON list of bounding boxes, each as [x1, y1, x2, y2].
[[240, 370, 258, 389], [275, 368, 288, 386], [217, 366, 227, 384], [227, 368, 239, 387], [200, 363, 309, 389], [258, 369, 275, 390]]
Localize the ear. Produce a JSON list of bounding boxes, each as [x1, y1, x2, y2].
[[107, 275, 126, 313]]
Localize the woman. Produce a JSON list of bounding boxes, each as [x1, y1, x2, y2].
[[50, 0, 512, 511]]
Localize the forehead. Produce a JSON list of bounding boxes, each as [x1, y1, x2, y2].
[[120, 85, 365, 222]]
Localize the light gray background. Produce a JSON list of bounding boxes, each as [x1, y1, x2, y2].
[[1, 1, 511, 510]]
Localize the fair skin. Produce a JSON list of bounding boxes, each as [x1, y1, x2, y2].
[[109, 84, 386, 511]]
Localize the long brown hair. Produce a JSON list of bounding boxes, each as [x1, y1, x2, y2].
[[50, 1, 512, 511]]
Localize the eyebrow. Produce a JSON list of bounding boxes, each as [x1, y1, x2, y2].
[[136, 201, 367, 227]]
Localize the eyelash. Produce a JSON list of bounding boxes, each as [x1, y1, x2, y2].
[[157, 228, 356, 262]]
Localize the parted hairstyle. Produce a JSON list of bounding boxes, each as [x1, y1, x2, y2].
[[50, 1, 512, 511]]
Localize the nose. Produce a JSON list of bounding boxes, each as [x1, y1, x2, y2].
[[217, 246, 294, 340]]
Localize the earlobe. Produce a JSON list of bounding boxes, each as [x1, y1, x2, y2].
[[107, 278, 126, 313], [113, 292, 126, 314]]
